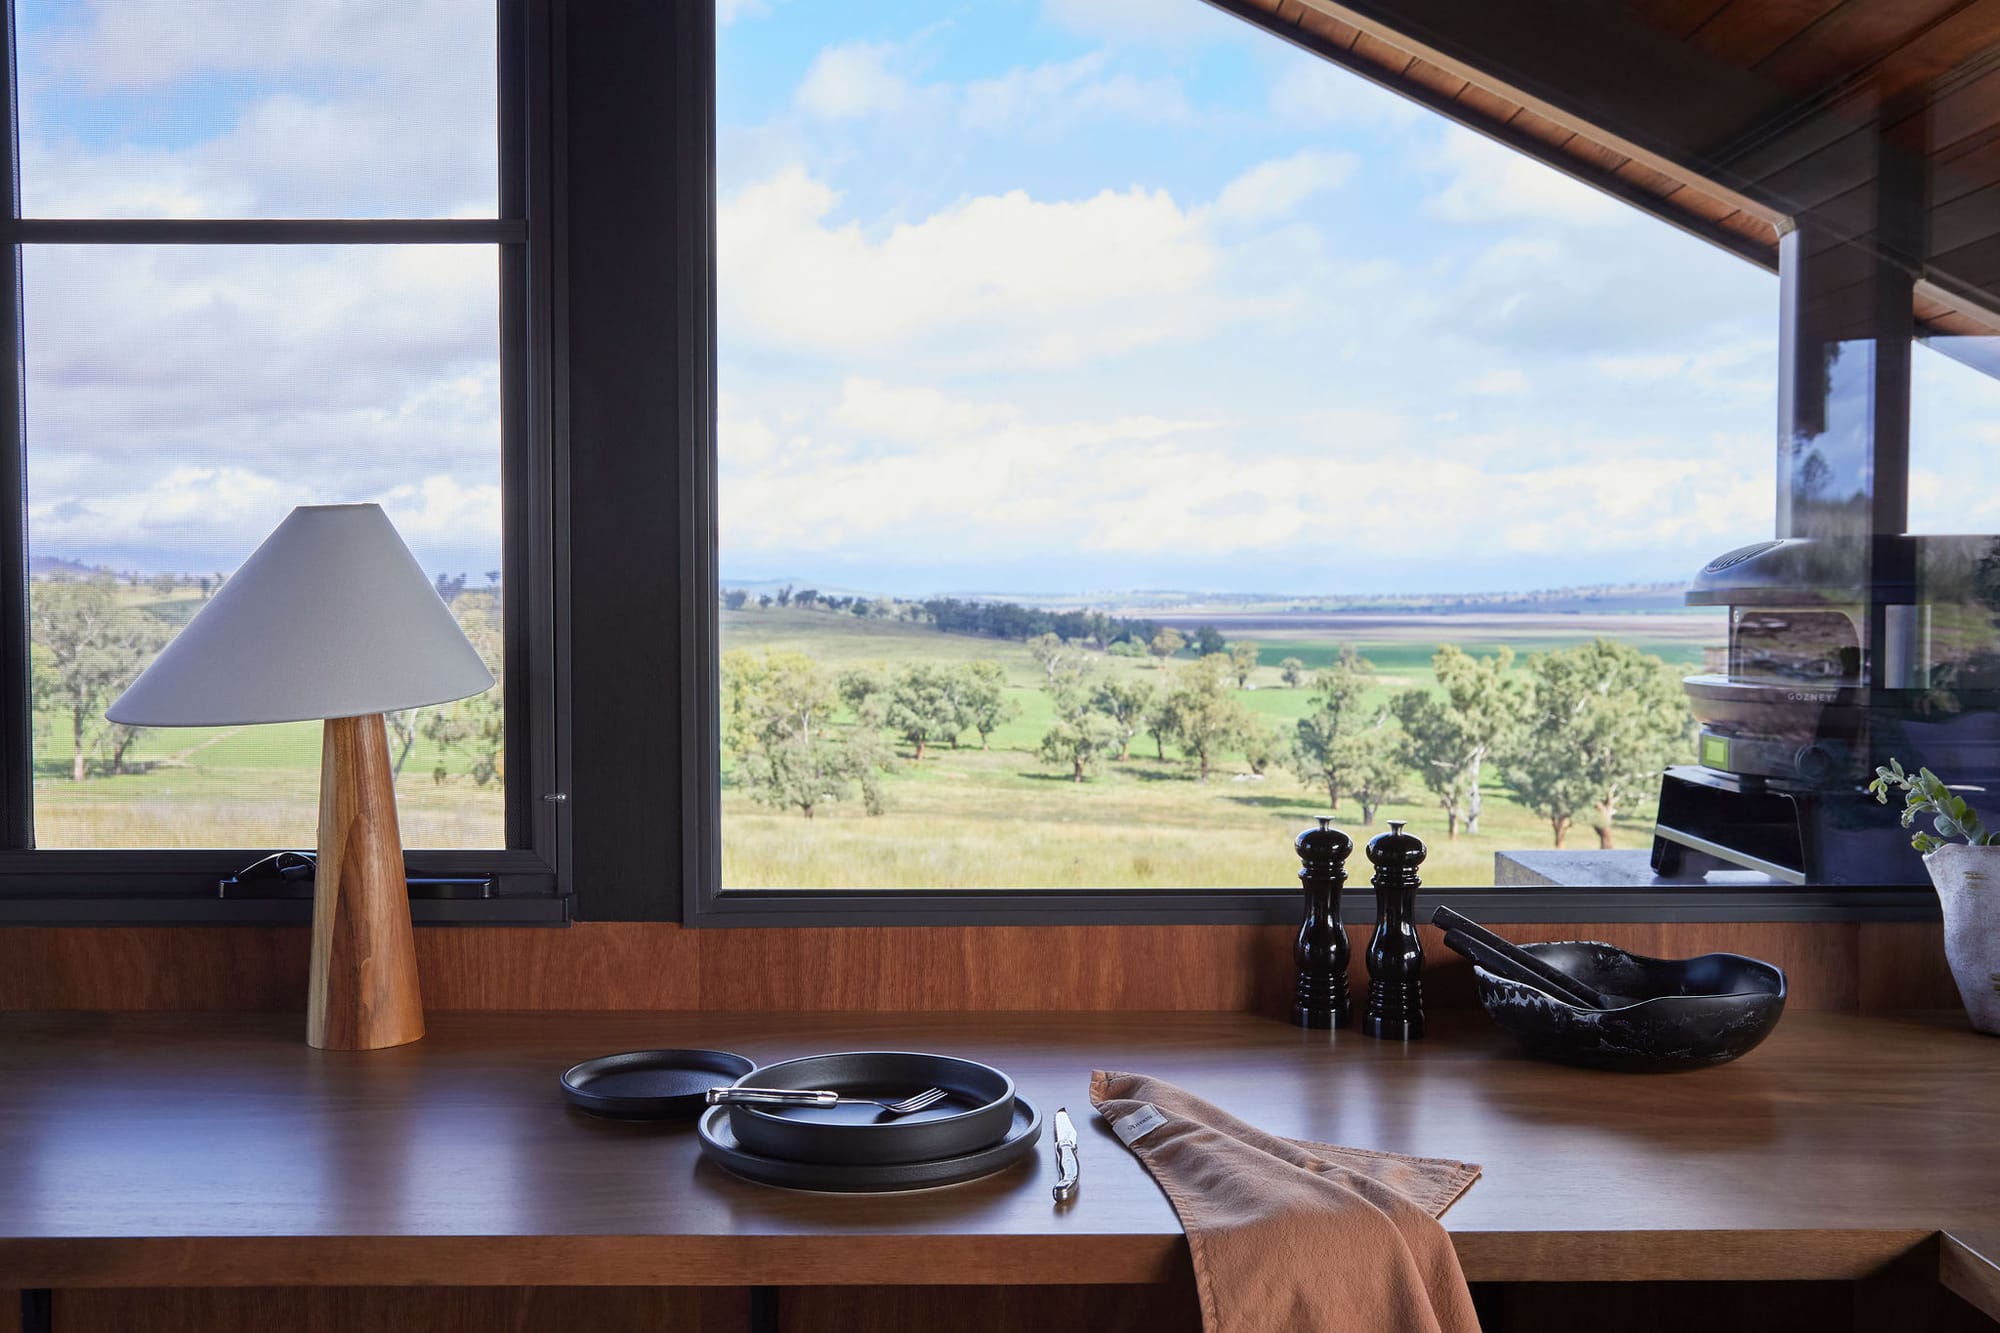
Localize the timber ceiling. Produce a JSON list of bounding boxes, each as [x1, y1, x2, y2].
[[1216, 0, 2000, 339]]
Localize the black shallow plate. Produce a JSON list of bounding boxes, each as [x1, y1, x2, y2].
[[727, 1051, 1016, 1165], [560, 1048, 755, 1120], [698, 1097, 1042, 1193]]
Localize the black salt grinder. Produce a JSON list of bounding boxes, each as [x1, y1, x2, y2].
[[1291, 816, 1352, 1029], [1363, 820, 1426, 1040]]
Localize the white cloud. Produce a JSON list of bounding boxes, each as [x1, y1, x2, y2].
[[381, 475, 505, 552], [960, 54, 1193, 132], [717, 0, 771, 25], [22, 242, 500, 570], [1442, 222, 1775, 355], [1268, 60, 1422, 130], [21, 0, 496, 217], [830, 378, 1019, 443], [1209, 148, 1357, 226], [795, 41, 909, 120], [1459, 368, 1529, 395], [719, 378, 1773, 579], [1426, 126, 1625, 227], [718, 167, 1247, 369]]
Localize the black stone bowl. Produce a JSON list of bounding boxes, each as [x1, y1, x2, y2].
[[1472, 941, 1786, 1072]]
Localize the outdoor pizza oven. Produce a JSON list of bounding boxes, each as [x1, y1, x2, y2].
[[1651, 535, 2000, 886]]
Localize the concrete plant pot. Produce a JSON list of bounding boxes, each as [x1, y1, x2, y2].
[[1926, 843, 2000, 1035]]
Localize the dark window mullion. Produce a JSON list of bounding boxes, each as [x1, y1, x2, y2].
[[1, 0, 27, 853]]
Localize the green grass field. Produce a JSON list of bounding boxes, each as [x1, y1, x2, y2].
[[27, 587, 1718, 879], [719, 606, 1723, 890], [30, 580, 504, 850]]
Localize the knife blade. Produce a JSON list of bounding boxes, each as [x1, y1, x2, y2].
[[1052, 1107, 1079, 1202]]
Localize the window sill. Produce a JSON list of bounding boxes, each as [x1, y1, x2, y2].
[[688, 849, 1941, 928]]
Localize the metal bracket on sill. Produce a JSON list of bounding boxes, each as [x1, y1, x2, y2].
[[217, 851, 499, 900]]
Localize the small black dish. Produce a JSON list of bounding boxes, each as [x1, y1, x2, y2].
[[726, 1051, 1016, 1166], [1473, 941, 1786, 1073], [561, 1048, 756, 1120], [698, 1096, 1042, 1192]]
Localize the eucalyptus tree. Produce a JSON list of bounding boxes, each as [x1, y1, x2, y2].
[[1393, 645, 1525, 839], [957, 660, 1018, 749], [1227, 640, 1261, 688], [1506, 638, 1691, 848], [1289, 646, 1376, 811], [1161, 654, 1256, 782], [29, 575, 167, 782], [720, 648, 884, 818], [1092, 675, 1155, 761]]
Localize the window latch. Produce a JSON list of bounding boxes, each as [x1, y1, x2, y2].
[[217, 851, 497, 900]]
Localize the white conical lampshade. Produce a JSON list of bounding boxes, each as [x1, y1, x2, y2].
[[107, 503, 494, 726]]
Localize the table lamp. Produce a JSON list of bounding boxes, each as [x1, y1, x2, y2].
[[107, 503, 494, 1051]]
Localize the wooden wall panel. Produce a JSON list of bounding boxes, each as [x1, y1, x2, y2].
[[54, 1287, 748, 1333], [0, 919, 1965, 1017], [695, 923, 1293, 1013], [1859, 921, 1963, 1011], [1, 1290, 17, 1333]]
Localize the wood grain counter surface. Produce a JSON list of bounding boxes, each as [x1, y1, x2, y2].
[[0, 1008, 1995, 1290]]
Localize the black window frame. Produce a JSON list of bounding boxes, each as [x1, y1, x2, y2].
[[0, 0, 569, 925]]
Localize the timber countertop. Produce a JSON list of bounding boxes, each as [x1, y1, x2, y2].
[[1, 1009, 1997, 1290]]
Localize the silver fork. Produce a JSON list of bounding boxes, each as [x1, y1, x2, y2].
[[706, 1086, 949, 1116]]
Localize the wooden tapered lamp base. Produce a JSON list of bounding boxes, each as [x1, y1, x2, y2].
[[307, 713, 426, 1051]]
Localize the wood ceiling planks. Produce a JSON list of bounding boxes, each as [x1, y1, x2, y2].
[[1225, 0, 2000, 335], [1686, 0, 1848, 66]]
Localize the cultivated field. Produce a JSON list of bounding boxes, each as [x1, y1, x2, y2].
[[719, 605, 1725, 891]]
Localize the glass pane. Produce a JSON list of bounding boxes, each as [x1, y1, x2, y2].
[[16, 0, 498, 218], [715, 3, 1770, 890], [24, 244, 504, 849], [1911, 341, 2000, 536]]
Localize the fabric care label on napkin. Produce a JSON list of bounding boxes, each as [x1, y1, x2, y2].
[[1113, 1103, 1168, 1146]]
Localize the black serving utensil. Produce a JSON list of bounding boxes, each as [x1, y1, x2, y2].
[[1431, 905, 1616, 1009]]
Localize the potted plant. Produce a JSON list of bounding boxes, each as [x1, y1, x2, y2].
[[1870, 760, 2000, 1034]]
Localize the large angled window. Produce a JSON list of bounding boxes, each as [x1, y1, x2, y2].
[[713, 1, 1780, 893]]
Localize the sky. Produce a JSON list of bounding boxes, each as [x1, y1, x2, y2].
[[715, 0, 2000, 597], [17, 0, 502, 580], [13, 0, 2000, 595]]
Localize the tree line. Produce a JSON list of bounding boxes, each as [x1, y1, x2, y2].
[[721, 584, 1283, 665]]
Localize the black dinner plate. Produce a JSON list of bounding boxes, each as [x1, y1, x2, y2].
[[725, 1051, 1017, 1165], [560, 1048, 756, 1120], [698, 1095, 1041, 1193]]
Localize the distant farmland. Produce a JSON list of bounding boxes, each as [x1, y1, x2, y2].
[[719, 605, 1724, 892]]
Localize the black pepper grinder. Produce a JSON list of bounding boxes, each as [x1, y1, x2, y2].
[[1363, 820, 1426, 1040], [1291, 816, 1352, 1029]]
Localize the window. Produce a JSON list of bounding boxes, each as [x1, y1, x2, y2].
[[711, 1, 1773, 898], [0, 0, 561, 918]]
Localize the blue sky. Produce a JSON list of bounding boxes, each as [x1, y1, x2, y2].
[[716, 0, 2000, 598], [12, 0, 1999, 595]]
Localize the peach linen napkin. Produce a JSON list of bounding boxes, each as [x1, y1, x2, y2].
[[1090, 1069, 1482, 1333]]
